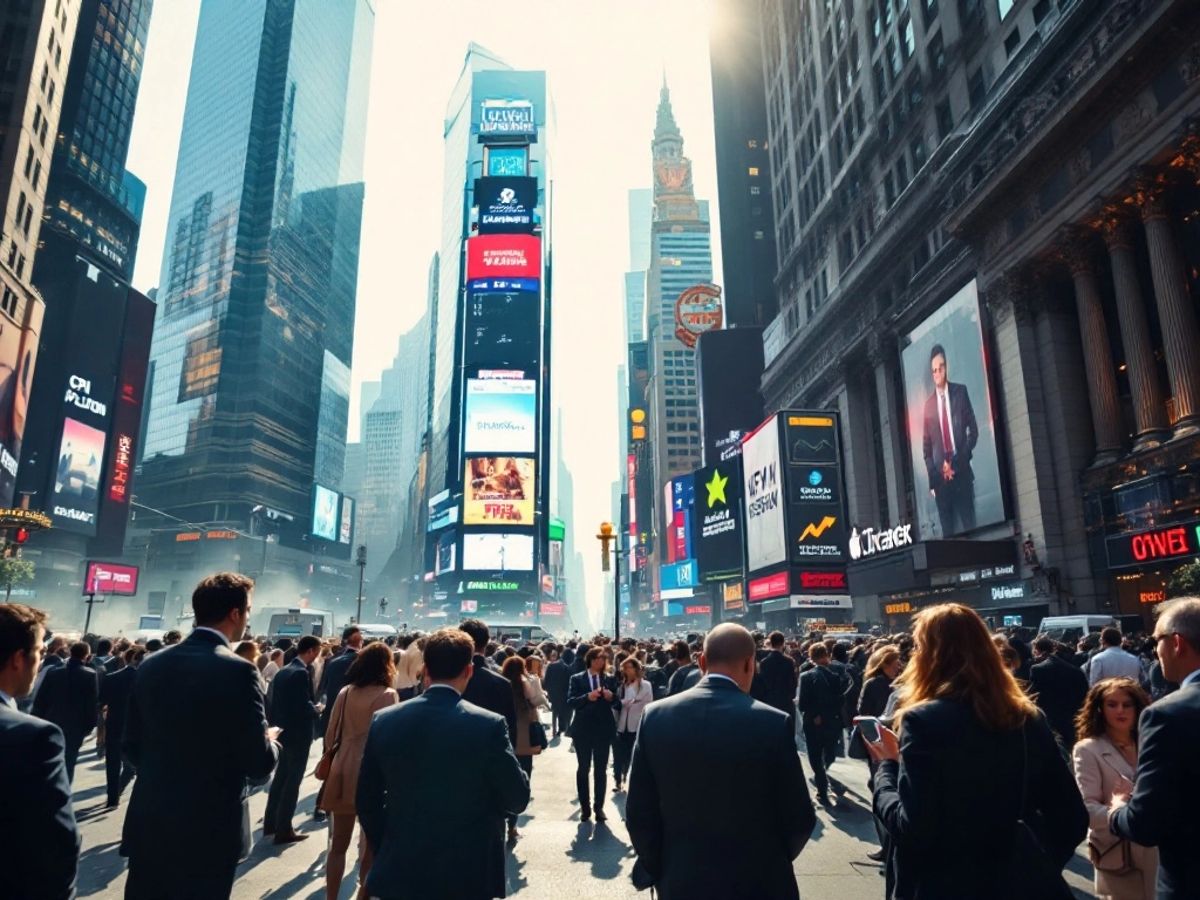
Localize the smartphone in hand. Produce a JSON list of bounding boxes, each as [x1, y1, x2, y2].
[[854, 716, 883, 744]]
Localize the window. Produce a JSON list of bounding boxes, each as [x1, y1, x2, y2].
[[922, 0, 939, 19], [997, 0, 1015, 18], [1033, 0, 1051, 22], [750, 185, 761, 195], [1004, 27, 1021, 56], [748, 166, 759, 176], [936, 98, 954, 139], [968, 68, 987, 109], [929, 31, 946, 73], [22, 147, 33, 178]]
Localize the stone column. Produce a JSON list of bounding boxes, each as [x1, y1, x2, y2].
[[1062, 228, 1124, 463], [869, 335, 907, 526], [1137, 173, 1200, 437], [1100, 212, 1169, 450]]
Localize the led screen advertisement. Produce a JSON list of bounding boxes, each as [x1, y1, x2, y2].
[[84, 561, 139, 596], [339, 496, 354, 544], [696, 459, 744, 582], [464, 378, 537, 453], [901, 279, 1004, 540], [475, 177, 537, 234], [479, 99, 536, 136], [53, 417, 107, 534], [464, 290, 540, 366], [486, 145, 528, 178], [312, 484, 339, 541], [462, 532, 534, 571], [464, 457, 535, 525], [466, 235, 542, 280], [0, 297, 41, 508], [742, 415, 786, 572]]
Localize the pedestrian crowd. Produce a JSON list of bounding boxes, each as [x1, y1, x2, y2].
[[2, 571, 1199, 900]]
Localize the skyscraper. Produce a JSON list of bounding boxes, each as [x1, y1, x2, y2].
[[138, 0, 373, 556]]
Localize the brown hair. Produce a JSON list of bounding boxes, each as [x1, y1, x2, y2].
[[0, 603, 46, 668], [621, 656, 644, 681], [863, 645, 900, 681], [501, 655, 528, 708], [893, 603, 1037, 731], [346, 642, 396, 688], [1074, 677, 1150, 744], [192, 572, 254, 626], [424, 628, 475, 680]]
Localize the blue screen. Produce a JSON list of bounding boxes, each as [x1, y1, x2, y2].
[[487, 146, 528, 177]]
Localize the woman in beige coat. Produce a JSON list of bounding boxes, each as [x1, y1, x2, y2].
[[1072, 676, 1158, 900], [321, 642, 398, 900], [501, 655, 542, 841]]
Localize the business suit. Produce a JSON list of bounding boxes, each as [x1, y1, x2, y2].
[[99, 664, 138, 805], [122, 629, 278, 899], [1110, 678, 1200, 899], [317, 647, 356, 734], [265, 657, 319, 835], [543, 658, 571, 735], [798, 663, 847, 799], [755, 649, 799, 726], [462, 653, 518, 742], [1029, 654, 1088, 748], [667, 662, 701, 696], [873, 700, 1087, 899], [567, 669, 621, 816], [357, 685, 529, 900], [0, 701, 80, 900], [32, 657, 99, 782], [922, 379, 978, 536], [626, 676, 815, 899]]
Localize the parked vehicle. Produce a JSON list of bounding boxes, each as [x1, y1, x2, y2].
[[1036, 615, 1118, 644]]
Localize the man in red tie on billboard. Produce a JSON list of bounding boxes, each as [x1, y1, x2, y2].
[[922, 343, 979, 537]]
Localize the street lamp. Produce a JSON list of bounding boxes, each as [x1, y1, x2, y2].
[[355, 544, 367, 623], [597, 521, 618, 641]]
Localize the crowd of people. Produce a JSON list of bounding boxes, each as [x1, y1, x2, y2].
[[1, 571, 1199, 900]]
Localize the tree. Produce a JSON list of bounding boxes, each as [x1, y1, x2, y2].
[[0, 557, 35, 603], [1167, 559, 1200, 599]]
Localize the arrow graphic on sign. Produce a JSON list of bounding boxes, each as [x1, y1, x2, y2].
[[798, 516, 838, 540]]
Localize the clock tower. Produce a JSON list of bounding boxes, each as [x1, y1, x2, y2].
[[652, 78, 701, 223]]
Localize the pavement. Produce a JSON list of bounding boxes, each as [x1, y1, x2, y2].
[[73, 725, 1098, 899]]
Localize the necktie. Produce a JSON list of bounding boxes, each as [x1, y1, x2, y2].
[[592, 674, 598, 691], [940, 391, 952, 455]]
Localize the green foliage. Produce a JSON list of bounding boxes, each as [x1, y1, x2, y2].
[[1166, 559, 1200, 599]]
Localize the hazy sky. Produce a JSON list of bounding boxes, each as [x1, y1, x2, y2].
[[125, 0, 723, 629]]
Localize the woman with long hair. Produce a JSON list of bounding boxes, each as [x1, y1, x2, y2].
[[1072, 678, 1158, 899], [320, 642, 399, 900], [613, 657, 652, 792], [865, 603, 1087, 899], [856, 645, 901, 862], [524, 655, 551, 714], [502, 655, 542, 842]]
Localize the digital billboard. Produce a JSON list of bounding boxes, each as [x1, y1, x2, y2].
[[782, 413, 848, 564], [743, 415, 786, 572], [486, 145, 528, 177], [475, 177, 537, 234], [464, 290, 540, 366], [464, 378, 536, 454], [0, 297, 41, 508], [436, 529, 457, 575], [462, 532, 534, 571], [901, 280, 1004, 540], [53, 417, 106, 534], [696, 328, 764, 465], [479, 99, 536, 136], [696, 459, 744, 582], [464, 457, 535, 525], [312, 484, 339, 541], [339, 496, 354, 544], [84, 561, 139, 596], [466, 235, 542, 280]]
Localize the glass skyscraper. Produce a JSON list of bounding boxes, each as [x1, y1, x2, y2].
[[139, 0, 373, 529]]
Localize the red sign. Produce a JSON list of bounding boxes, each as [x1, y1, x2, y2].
[[748, 571, 789, 602], [1131, 527, 1189, 562], [685, 605, 711, 615], [108, 432, 134, 503], [797, 570, 847, 591], [673, 284, 723, 348], [539, 601, 565, 615], [83, 561, 139, 596], [466, 234, 542, 280]]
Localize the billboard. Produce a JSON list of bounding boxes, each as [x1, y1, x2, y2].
[[464, 289, 540, 366], [660, 559, 699, 591], [674, 284, 724, 348], [475, 177, 537, 234], [462, 532, 534, 571], [53, 417, 106, 534], [435, 530, 457, 575], [339, 496, 354, 544], [466, 235, 542, 280], [901, 280, 1004, 540], [479, 99, 536, 136], [486, 145, 528, 177], [0, 297, 41, 508], [464, 378, 536, 453], [696, 459, 744, 582], [84, 561, 139, 596], [696, 328, 764, 465], [464, 456, 535, 525], [783, 413, 848, 564], [743, 415, 786, 572], [312, 484, 339, 541]]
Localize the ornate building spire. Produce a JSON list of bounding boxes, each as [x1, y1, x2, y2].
[[655, 76, 681, 142], [651, 78, 698, 222]]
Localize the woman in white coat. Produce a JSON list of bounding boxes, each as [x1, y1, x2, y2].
[[1072, 676, 1158, 900], [612, 657, 653, 792]]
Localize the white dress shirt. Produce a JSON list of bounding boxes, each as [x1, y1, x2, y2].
[[617, 679, 653, 733]]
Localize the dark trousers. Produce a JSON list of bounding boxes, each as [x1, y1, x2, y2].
[[934, 476, 975, 537], [803, 725, 843, 798], [62, 730, 85, 785], [264, 741, 310, 834], [105, 739, 135, 804], [126, 855, 238, 900], [866, 758, 887, 847], [551, 701, 571, 736], [507, 755, 534, 828], [612, 730, 636, 784], [574, 734, 611, 815]]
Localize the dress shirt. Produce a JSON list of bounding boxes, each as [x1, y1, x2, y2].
[[0, 688, 14, 708], [1086, 646, 1143, 685], [937, 386, 956, 454], [193, 626, 231, 647]]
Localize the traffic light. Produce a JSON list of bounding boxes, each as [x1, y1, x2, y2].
[[13, 528, 28, 545], [629, 408, 647, 442]]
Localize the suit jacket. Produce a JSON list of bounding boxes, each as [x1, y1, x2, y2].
[[1028, 654, 1088, 747], [357, 687, 529, 900], [1111, 680, 1200, 899], [0, 704, 80, 899], [798, 663, 846, 730], [922, 380, 978, 489], [667, 662, 701, 696], [317, 647, 356, 732], [268, 658, 319, 748], [755, 650, 798, 716], [543, 659, 570, 705], [99, 664, 137, 734], [626, 677, 814, 899], [873, 700, 1087, 900], [461, 654, 517, 742], [567, 670, 620, 741], [121, 629, 278, 872], [32, 658, 98, 740]]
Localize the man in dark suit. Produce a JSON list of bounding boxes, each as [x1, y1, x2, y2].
[[798, 642, 847, 805], [567, 646, 621, 822], [357, 627, 529, 900], [627, 623, 815, 899], [0, 603, 80, 900], [317, 625, 361, 732], [459, 618, 517, 741], [33, 639, 99, 782], [122, 573, 279, 900], [543, 651, 571, 737], [1111, 597, 1200, 899], [99, 645, 143, 807], [754, 630, 799, 730], [921, 342, 979, 537], [1028, 635, 1088, 749], [667, 645, 702, 696], [265, 633, 322, 843]]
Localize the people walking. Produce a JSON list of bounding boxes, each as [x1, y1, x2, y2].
[[544, 648, 571, 738], [1029, 634, 1089, 749], [264, 634, 322, 844], [566, 646, 620, 822], [798, 642, 848, 805], [32, 640, 99, 783], [612, 657, 652, 792], [459, 619, 518, 742], [754, 630, 799, 730], [1087, 627, 1143, 686], [501, 655, 544, 840], [99, 645, 143, 807], [856, 644, 900, 862]]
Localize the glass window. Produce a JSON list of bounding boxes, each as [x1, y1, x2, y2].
[[997, 0, 1014, 18]]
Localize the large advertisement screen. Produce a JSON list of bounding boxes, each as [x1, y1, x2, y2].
[[475, 176, 537, 234], [53, 417, 106, 534], [901, 280, 1004, 540], [84, 561, 139, 596], [466, 235, 542, 280], [339, 496, 354, 544], [312, 484, 339, 541], [464, 290, 540, 366], [464, 457, 535, 525], [743, 415, 786, 572], [784, 414, 847, 563], [696, 459, 744, 582], [464, 378, 536, 453], [462, 532, 534, 571]]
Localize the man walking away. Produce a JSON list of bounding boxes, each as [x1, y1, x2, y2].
[[122, 573, 279, 900], [543, 648, 571, 738], [798, 643, 847, 805], [1028, 635, 1088, 749], [1087, 626, 1143, 686], [33, 639, 98, 782], [627, 623, 815, 899], [567, 646, 621, 822], [265, 634, 322, 844], [754, 630, 799, 731], [0, 604, 80, 900], [666, 642, 698, 696], [100, 645, 144, 807], [460, 619, 517, 741], [357, 628, 529, 900]]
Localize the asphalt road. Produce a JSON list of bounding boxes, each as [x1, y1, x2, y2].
[[72, 724, 1097, 899]]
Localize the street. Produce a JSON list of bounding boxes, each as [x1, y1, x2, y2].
[[72, 726, 1097, 899]]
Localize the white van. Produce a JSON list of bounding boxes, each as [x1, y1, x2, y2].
[[355, 623, 398, 642], [256, 607, 335, 642], [486, 622, 556, 646], [1036, 615, 1117, 645]]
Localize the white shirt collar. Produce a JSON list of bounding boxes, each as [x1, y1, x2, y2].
[[193, 626, 231, 647]]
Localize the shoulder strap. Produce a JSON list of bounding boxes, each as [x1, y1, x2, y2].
[[330, 689, 347, 750]]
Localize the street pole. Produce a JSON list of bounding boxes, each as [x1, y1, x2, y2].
[[356, 563, 364, 624], [84, 593, 96, 635], [614, 542, 620, 643]]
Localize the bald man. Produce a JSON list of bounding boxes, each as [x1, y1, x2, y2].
[[626, 624, 815, 899]]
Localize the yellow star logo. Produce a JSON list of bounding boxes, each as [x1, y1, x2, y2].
[[706, 469, 728, 508]]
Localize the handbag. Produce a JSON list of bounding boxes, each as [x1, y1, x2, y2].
[[1004, 720, 1075, 899], [528, 697, 548, 750], [1088, 836, 1135, 874], [313, 693, 346, 781]]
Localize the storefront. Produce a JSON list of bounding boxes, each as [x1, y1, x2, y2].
[[1104, 520, 1200, 629]]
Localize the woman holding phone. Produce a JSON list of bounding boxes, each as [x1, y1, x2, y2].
[[612, 657, 652, 792], [855, 646, 900, 862], [1072, 677, 1158, 899], [864, 603, 1087, 899]]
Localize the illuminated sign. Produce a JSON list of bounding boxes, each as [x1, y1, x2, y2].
[[83, 561, 139, 596], [743, 416, 786, 571], [796, 570, 847, 591], [486, 145, 528, 177], [660, 559, 698, 591], [475, 176, 537, 234], [685, 605, 711, 615], [175, 532, 201, 542], [540, 601, 565, 615], [205, 530, 238, 540], [748, 571, 789, 602], [479, 99, 536, 136], [1140, 590, 1166, 605], [464, 457, 535, 525], [464, 378, 537, 454], [847, 522, 913, 561], [466, 235, 542, 280], [53, 417, 107, 535], [673, 284, 723, 348], [0, 508, 51, 529], [885, 601, 914, 615], [461, 599, 479, 613], [791, 511, 846, 559], [64, 373, 108, 418], [462, 532, 534, 572], [312, 484, 339, 541], [465, 580, 520, 592], [723, 581, 745, 611], [108, 433, 133, 503], [1106, 521, 1200, 569]]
